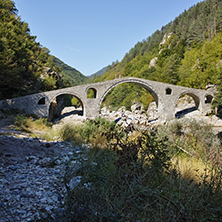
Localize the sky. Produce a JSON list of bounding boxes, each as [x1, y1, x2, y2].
[[14, 0, 203, 76]]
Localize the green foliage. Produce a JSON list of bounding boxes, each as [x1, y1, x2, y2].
[[87, 88, 96, 98], [179, 31, 222, 88], [71, 96, 81, 107], [53, 57, 87, 86], [0, 0, 38, 98], [59, 118, 117, 146]]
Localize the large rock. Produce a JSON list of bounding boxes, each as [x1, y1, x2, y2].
[[131, 102, 144, 113], [159, 33, 173, 47], [147, 102, 158, 120], [149, 57, 157, 68], [100, 106, 110, 116]]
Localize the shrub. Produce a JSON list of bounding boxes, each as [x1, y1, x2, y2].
[[14, 114, 52, 134], [60, 118, 118, 147]]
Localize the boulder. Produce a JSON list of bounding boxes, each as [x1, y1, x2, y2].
[[149, 57, 157, 68], [100, 106, 110, 116], [131, 102, 144, 113], [159, 33, 173, 47], [147, 102, 158, 120]]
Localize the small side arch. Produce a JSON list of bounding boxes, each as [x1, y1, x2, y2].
[[176, 92, 200, 108], [205, 94, 213, 104], [174, 92, 200, 117], [165, 88, 172, 95], [38, 97, 46, 105], [87, 87, 97, 98], [47, 92, 85, 120]]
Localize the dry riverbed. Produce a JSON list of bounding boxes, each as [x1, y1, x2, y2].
[[0, 117, 85, 221]]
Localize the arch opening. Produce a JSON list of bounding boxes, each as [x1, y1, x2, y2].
[[87, 88, 97, 98], [175, 93, 200, 118], [38, 97, 46, 105], [99, 82, 159, 122], [48, 94, 84, 121], [165, 88, 172, 95], [205, 95, 213, 104]]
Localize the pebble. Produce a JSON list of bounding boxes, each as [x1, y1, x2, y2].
[[0, 138, 84, 222]]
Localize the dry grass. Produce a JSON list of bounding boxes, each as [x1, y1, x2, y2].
[[172, 156, 207, 183]]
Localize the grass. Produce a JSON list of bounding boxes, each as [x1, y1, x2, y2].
[[14, 115, 52, 132], [13, 114, 58, 140], [158, 118, 222, 165], [49, 120, 222, 221]]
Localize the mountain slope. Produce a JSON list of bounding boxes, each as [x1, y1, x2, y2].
[[0, 0, 88, 99], [53, 57, 88, 86], [88, 66, 108, 79]]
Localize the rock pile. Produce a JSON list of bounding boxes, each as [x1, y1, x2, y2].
[[100, 96, 222, 132], [0, 134, 84, 222], [100, 102, 160, 131]]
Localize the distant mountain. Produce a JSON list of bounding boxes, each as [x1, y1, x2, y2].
[[88, 66, 108, 79], [53, 57, 88, 86]]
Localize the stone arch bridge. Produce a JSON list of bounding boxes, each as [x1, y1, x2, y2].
[[0, 77, 214, 121]]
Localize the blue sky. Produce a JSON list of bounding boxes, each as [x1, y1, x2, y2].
[[14, 0, 203, 76]]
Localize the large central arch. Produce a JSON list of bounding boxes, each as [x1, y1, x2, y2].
[[98, 78, 161, 114]]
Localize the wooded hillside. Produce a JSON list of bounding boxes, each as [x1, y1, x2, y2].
[[94, 0, 222, 110], [53, 57, 87, 86]]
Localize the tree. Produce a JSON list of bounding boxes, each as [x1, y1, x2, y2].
[[160, 54, 180, 85], [0, 1, 37, 98]]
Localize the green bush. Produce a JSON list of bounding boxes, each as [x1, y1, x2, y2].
[[59, 117, 117, 146]]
